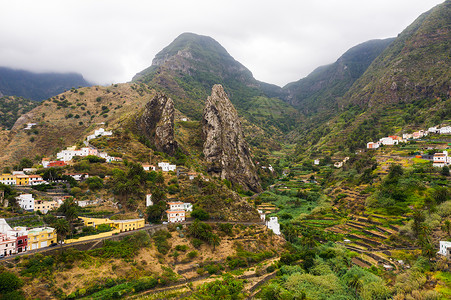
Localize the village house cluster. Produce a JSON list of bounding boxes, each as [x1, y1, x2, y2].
[[0, 171, 47, 186], [0, 218, 56, 257], [366, 135, 404, 149], [42, 128, 121, 167], [16, 193, 68, 214], [367, 125, 451, 150]]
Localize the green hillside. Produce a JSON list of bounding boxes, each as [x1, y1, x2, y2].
[[284, 38, 394, 115]]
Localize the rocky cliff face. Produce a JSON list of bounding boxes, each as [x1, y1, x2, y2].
[[202, 84, 261, 192], [137, 93, 177, 155]]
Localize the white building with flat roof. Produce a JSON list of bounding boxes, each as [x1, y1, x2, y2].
[[158, 162, 176, 172], [266, 217, 281, 235], [146, 194, 153, 207], [17, 194, 34, 211], [438, 241, 451, 258]]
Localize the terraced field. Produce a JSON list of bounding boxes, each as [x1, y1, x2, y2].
[[325, 213, 416, 270]]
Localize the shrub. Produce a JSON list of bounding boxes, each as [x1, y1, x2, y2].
[[191, 208, 209, 221], [191, 238, 203, 249], [153, 230, 172, 255], [0, 271, 23, 293], [175, 244, 188, 252], [187, 251, 198, 259]]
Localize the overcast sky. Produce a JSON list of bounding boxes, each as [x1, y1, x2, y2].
[[0, 0, 444, 87]]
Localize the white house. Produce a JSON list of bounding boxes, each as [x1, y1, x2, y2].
[[57, 146, 91, 162], [87, 128, 113, 141], [0, 219, 12, 233], [313, 159, 320, 165], [41, 158, 51, 168], [439, 126, 451, 134], [433, 151, 450, 168], [166, 210, 185, 223], [146, 194, 153, 207], [438, 241, 451, 258], [142, 164, 157, 171], [183, 202, 193, 212], [266, 217, 281, 235], [158, 162, 176, 172], [367, 142, 380, 149], [258, 209, 266, 222], [168, 201, 184, 210], [334, 162, 343, 168], [65, 173, 89, 181], [17, 194, 35, 211], [28, 175, 47, 186], [379, 137, 398, 146], [24, 123, 37, 130], [428, 127, 439, 134]]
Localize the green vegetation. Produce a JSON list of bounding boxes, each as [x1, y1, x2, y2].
[[0, 96, 37, 129]]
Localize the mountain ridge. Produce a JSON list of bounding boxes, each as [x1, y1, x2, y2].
[[0, 67, 91, 101]]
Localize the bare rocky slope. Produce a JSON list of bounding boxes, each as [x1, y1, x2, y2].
[[135, 93, 178, 155], [202, 84, 262, 192]]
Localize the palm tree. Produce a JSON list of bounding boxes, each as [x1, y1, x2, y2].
[[443, 220, 451, 236], [209, 233, 220, 251], [54, 219, 70, 254]]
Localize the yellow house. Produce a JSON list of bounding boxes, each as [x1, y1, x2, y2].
[[0, 174, 17, 186], [28, 227, 56, 250], [34, 199, 60, 214], [15, 175, 29, 186], [79, 217, 145, 233]]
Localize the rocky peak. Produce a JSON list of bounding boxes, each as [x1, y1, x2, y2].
[[202, 84, 262, 192], [137, 93, 177, 155]]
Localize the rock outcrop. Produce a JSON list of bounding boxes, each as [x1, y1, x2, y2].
[[202, 84, 262, 192], [137, 93, 177, 155]]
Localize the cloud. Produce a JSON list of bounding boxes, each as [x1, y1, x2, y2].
[[0, 0, 444, 86]]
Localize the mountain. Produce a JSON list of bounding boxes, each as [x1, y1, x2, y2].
[[294, 0, 451, 153], [345, 1, 450, 108], [132, 33, 298, 134], [0, 67, 90, 101], [283, 38, 394, 115]]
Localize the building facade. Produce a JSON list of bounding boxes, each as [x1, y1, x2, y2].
[[27, 227, 56, 250]]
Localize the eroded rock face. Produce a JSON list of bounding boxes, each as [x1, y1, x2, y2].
[[138, 93, 177, 155], [202, 84, 261, 192]]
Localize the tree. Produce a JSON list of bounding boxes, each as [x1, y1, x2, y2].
[[209, 233, 220, 251], [85, 176, 103, 190], [387, 164, 403, 182], [18, 158, 33, 170], [191, 208, 209, 221], [432, 187, 450, 204], [193, 274, 244, 299], [443, 220, 451, 236], [59, 197, 78, 236], [441, 166, 450, 176], [54, 218, 70, 253], [146, 201, 166, 223]]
